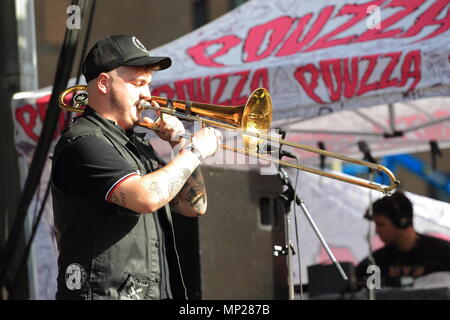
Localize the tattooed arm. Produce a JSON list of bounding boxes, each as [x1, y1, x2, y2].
[[108, 124, 220, 215], [170, 167, 207, 217], [108, 150, 202, 214]]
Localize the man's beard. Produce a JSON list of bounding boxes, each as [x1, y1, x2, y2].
[[109, 86, 123, 111], [109, 87, 138, 128]]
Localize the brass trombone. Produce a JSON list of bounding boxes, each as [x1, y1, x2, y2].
[[59, 85, 399, 194]]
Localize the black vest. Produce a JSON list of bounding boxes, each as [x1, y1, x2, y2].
[[51, 107, 186, 300]]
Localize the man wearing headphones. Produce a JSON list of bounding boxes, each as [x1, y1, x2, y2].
[[355, 191, 450, 287]]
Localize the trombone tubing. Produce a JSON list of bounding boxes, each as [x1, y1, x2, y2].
[[143, 103, 399, 195], [223, 145, 398, 195]]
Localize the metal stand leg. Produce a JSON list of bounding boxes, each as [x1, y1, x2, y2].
[[273, 211, 295, 300], [286, 211, 295, 300], [274, 166, 348, 300], [269, 130, 348, 299], [297, 197, 348, 281], [366, 172, 376, 300]]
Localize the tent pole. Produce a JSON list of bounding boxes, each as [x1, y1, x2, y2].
[[14, 0, 40, 300], [0, 0, 87, 299], [285, 129, 384, 137], [353, 110, 390, 133], [388, 104, 396, 134], [402, 116, 450, 134]]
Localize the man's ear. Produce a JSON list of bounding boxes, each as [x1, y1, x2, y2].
[[97, 73, 110, 94]]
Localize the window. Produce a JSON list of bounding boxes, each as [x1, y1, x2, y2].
[[230, 0, 248, 9], [193, 0, 209, 29]]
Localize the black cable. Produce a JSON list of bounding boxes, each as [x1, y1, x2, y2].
[[66, 0, 96, 125], [0, 0, 88, 299], [8, 0, 96, 297]]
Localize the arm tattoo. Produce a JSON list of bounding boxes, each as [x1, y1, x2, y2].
[[185, 187, 206, 211], [191, 169, 205, 188], [171, 193, 183, 207], [111, 192, 126, 207], [187, 169, 207, 211], [170, 167, 207, 212], [149, 181, 164, 206], [168, 168, 191, 198], [191, 168, 204, 186]]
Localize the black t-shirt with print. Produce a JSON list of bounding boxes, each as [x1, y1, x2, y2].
[[356, 233, 450, 287]]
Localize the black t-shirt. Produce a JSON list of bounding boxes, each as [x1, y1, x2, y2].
[[52, 134, 140, 200], [52, 124, 174, 299], [356, 233, 450, 287]]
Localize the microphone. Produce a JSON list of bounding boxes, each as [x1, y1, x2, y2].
[[280, 150, 297, 159], [429, 140, 441, 171], [263, 144, 297, 159], [275, 127, 287, 139], [358, 141, 378, 175], [358, 141, 376, 164], [318, 141, 326, 171], [262, 128, 296, 159]]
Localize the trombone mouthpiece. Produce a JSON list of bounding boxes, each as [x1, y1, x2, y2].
[[139, 100, 152, 110]]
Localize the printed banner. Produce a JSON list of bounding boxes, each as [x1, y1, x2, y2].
[[149, 0, 450, 119]]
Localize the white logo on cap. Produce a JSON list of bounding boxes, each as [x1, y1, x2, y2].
[[65, 263, 87, 290], [132, 37, 148, 53]]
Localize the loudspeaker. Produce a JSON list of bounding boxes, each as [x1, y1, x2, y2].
[[172, 166, 289, 299]]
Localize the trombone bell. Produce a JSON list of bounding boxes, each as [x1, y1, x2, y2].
[[242, 88, 272, 153]]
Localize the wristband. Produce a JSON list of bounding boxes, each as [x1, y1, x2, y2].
[[183, 143, 204, 162]]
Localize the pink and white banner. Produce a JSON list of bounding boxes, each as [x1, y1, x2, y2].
[[12, 0, 450, 158], [150, 0, 450, 119]]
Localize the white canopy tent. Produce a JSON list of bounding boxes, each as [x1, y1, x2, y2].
[[277, 96, 450, 163], [145, 0, 450, 162]]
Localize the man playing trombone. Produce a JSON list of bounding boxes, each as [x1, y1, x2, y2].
[[51, 35, 222, 300]]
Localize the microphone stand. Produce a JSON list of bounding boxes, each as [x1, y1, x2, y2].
[[358, 141, 377, 300], [366, 171, 376, 301], [275, 166, 300, 300], [271, 129, 348, 300]]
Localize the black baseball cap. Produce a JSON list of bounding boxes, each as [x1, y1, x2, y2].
[[82, 35, 172, 82]]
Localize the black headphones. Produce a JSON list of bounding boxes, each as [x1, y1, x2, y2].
[[367, 192, 413, 229], [390, 192, 413, 229], [390, 206, 412, 229]]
